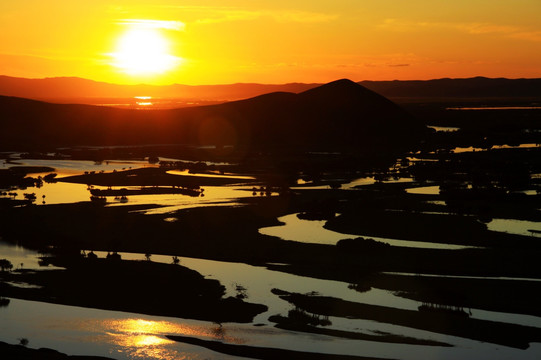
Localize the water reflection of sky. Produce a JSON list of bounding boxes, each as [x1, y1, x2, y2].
[[2, 179, 257, 213], [114, 186, 254, 215], [2, 242, 541, 360], [0, 298, 243, 360], [292, 176, 415, 191], [259, 213, 474, 250], [1, 157, 268, 212], [8, 158, 158, 174], [4, 159, 541, 359], [259, 213, 346, 245], [488, 218, 541, 237], [3, 294, 541, 360], [4, 182, 91, 206], [167, 170, 255, 180], [452, 143, 540, 154], [0, 242, 61, 270], [405, 185, 440, 195], [427, 126, 460, 132]]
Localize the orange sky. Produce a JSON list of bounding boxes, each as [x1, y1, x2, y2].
[[1, 0, 540, 85]]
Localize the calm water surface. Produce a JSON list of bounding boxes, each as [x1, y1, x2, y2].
[[427, 126, 460, 132], [1, 159, 259, 212], [2, 159, 541, 359], [487, 218, 541, 237], [405, 185, 440, 195], [2, 242, 541, 360], [259, 213, 476, 250]]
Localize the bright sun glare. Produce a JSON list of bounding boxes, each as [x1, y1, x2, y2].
[[111, 28, 181, 76]]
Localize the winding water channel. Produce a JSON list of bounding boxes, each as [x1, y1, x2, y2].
[[2, 241, 541, 360], [1, 158, 541, 359]]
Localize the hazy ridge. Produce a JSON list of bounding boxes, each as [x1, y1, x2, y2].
[[1, 75, 540, 103], [0, 79, 426, 153]]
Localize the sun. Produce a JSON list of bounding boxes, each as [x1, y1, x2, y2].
[[111, 27, 181, 76]]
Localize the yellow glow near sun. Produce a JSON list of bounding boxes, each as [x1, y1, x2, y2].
[[111, 27, 181, 76]]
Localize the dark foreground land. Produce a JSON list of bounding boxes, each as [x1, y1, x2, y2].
[[2, 160, 541, 350], [2, 90, 541, 357], [271, 289, 541, 349], [0, 341, 114, 360], [0, 256, 266, 323]]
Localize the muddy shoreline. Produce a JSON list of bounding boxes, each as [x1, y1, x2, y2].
[[0, 257, 267, 324], [0, 341, 114, 360], [166, 334, 396, 360]]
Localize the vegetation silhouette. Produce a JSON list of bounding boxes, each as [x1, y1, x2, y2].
[[166, 334, 395, 360], [0, 256, 267, 323], [0, 340, 114, 359], [272, 289, 541, 349], [0, 259, 13, 272], [0, 297, 10, 307]]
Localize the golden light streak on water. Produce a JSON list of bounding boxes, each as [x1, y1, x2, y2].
[[104, 318, 206, 338], [107, 332, 174, 347], [86, 317, 247, 360], [87, 318, 244, 359]]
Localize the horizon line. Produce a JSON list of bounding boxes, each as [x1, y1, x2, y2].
[[1, 74, 540, 88]]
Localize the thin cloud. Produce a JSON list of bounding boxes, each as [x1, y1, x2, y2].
[[159, 6, 336, 25], [379, 19, 541, 42], [455, 23, 519, 35], [194, 10, 261, 24], [455, 22, 541, 42], [272, 11, 338, 23], [116, 19, 186, 31], [507, 31, 541, 42]]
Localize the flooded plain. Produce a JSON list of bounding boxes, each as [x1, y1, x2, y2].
[[2, 157, 541, 359], [2, 240, 541, 360]]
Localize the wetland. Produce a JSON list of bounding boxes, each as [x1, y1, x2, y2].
[[2, 94, 541, 360]]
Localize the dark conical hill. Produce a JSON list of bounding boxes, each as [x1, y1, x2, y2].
[[0, 79, 427, 154]]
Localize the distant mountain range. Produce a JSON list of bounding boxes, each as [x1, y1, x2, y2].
[[361, 77, 541, 99], [1, 75, 540, 103], [0, 75, 318, 103], [0, 79, 427, 153]]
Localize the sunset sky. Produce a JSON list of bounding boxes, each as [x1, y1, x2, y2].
[[1, 0, 540, 85]]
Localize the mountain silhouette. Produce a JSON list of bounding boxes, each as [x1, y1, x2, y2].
[[0, 75, 318, 102], [2, 75, 540, 104], [0, 79, 426, 154], [360, 77, 541, 98]]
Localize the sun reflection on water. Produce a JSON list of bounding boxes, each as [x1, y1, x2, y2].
[[104, 318, 205, 339], [107, 332, 174, 347], [92, 318, 244, 359], [136, 101, 153, 106], [134, 96, 153, 107]]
